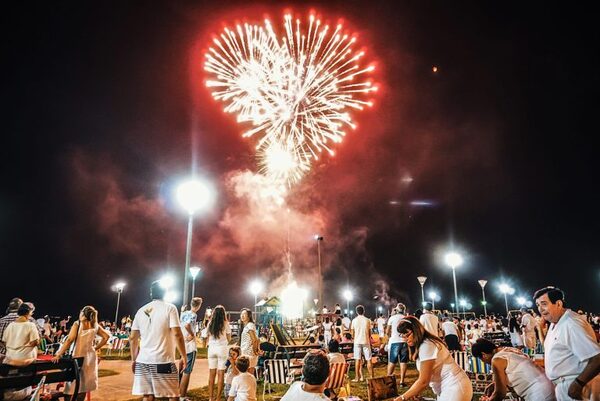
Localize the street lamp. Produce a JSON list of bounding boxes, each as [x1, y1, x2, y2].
[[249, 280, 264, 317], [160, 274, 178, 303], [444, 251, 463, 315], [190, 266, 201, 300], [417, 276, 427, 307], [176, 178, 215, 308], [459, 299, 467, 318], [478, 279, 488, 316], [516, 296, 526, 307], [113, 282, 126, 330], [315, 235, 324, 310], [428, 291, 438, 311], [343, 289, 353, 314], [499, 283, 514, 316]]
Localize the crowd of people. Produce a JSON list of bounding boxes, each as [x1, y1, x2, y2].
[[0, 284, 598, 401]]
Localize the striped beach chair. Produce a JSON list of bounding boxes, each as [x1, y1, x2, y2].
[[325, 362, 350, 400], [262, 359, 293, 401]]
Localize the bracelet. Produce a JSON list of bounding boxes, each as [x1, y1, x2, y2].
[[574, 378, 586, 387]]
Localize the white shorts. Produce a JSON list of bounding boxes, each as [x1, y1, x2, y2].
[[353, 344, 372, 360], [208, 344, 229, 370], [132, 362, 179, 398], [555, 375, 600, 401]]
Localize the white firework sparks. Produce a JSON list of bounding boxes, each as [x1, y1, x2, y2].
[[205, 13, 377, 184]]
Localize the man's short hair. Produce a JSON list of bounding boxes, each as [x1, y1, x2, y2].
[[191, 297, 203, 308], [150, 280, 166, 301], [328, 339, 340, 353], [302, 353, 330, 385], [236, 356, 250, 373], [533, 286, 564, 304], [423, 302, 433, 311], [6, 298, 22, 314], [356, 305, 365, 315]]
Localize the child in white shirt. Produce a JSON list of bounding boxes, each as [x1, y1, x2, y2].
[[228, 356, 257, 401]]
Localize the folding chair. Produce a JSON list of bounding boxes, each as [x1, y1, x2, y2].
[[262, 359, 293, 401], [30, 375, 46, 401], [451, 351, 469, 371], [325, 362, 350, 400], [469, 355, 492, 395]]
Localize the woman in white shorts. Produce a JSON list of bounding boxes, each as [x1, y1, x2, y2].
[[394, 316, 473, 401], [471, 338, 555, 401], [207, 305, 232, 401]]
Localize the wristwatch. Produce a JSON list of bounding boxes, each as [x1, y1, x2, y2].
[[574, 378, 586, 387]]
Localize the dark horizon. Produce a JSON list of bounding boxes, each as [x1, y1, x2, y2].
[[1, 1, 598, 321]]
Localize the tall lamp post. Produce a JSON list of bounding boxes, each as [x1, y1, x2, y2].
[[190, 266, 201, 300], [429, 291, 438, 311], [176, 179, 214, 308], [343, 289, 353, 314], [249, 280, 264, 318], [315, 235, 324, 310], [478, 279, 488, 316], [113, 282, 126, 330], [444, 252, 463, 316], [417, 276, 427, 307], [499, 283, 514, 316]]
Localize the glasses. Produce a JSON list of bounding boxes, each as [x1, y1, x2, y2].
[[400, 331, 413, 340]]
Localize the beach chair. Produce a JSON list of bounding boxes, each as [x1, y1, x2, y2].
[[325, 362, 350, 400], [262, 359, 293, 401]]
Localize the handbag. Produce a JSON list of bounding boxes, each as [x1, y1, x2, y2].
[[366, 375, 398, 401]]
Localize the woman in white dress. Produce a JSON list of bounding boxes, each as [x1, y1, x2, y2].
[[322, 317, 333, 347], [508, 314, 524, 348], [52, 306, 110, 401], [239, 308, 259, 375], [472, 338, 555, 401], [207, 305, 232, 401], [394, 316, 472, 401]]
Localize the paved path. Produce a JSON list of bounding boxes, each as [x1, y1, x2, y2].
[[95, 359, 209, 401]]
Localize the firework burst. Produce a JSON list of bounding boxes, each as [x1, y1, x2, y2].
[[205, 13, 377, 184]]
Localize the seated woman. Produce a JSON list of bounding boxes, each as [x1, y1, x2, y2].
[[471, 338, 555, 401], [394, 316, 472, 401]]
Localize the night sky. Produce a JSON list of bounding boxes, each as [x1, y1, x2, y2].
[[2, 1, 598, 321]]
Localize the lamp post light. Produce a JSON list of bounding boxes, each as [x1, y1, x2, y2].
[[428, 291, 438, 311], [314, 235, 324, 310], [113, 282, 126, 330], [478, 280, 488, 316], [417, 276, 427, 307], [190, 266, 201, 300], [176, 178, 214, 308], [249, 280, 264, 318], [343, 289, 353, 314], [444, 252, 463, 315], [499, 283, 514, 316], [459, 299, 467, 318], [516, 296, 526, 308]]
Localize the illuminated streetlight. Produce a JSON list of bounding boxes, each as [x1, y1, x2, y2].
[[428, 291, 438, 311], [113, 282, 126, 330], [459, 299, 467, 318], [478, 280, 488, 316], [499, 283, 515, 316], [343, 289, 353, 314], [444, 251, 463, 315], [249, 280, 264, 317], [516, 296, 526, 307], [417, 276, 427, 307], [176, 178, 215, 308], [190, 266, 201, 300]]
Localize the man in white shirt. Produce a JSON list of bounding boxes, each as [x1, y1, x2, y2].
[[534, 286, 600, 401], [386, 303, 409, 386], [521, 308, 537, 349], [281, 352, 330, 401], [341, 314, 351, 332], [179, 297, 203, 400], [376, 314, 386, 338], [130, 281, 187, 401], [441, 316, 461, 351], [350, 305, 373, 381], [419, 302, 439, 336]]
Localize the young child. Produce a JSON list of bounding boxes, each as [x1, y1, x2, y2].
[[228, 356, 257, 401], [224, 346, 241, 397]]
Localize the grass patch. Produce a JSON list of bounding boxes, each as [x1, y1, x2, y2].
[[100, 347, 208, 361], [98, 369, 119, 378]]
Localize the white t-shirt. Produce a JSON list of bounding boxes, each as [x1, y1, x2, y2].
[[416, 339, 467, 395], [328, 352, 346, 364], [544, 309, 600, 381], [521, 313, 536, 334], [131, 300, 181, 364], [180, 310, 198, 354], [420, 312, 439, 336], [341, 317, 351, 330], [2, 321, 40, 360], [493, 348, 555, 400], [441, 321, 459, 337], [387, 313, 406, 344], [351, 315, 371, 345], [281, 381, 329, 401], [229, 372, 257, 401], [376, 317, 386, 334], [208, 321, 232, 347]]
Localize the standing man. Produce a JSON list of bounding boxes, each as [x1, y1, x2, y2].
[[534, 286, 600, 401], [350, 305, 373, 381], [386, 303, 409, 386], [376, 313, 387, 339], [521, 308, 537, 350], [130, 280, 187, 401], [341, 314, 351, 333], [441, 316, 461, 351], [180, 297, 203, 400], [419, 302, 439, 336]]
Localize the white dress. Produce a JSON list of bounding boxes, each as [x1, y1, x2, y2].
[[493, 348, 555, 401], [65, 323, 98, 394]]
